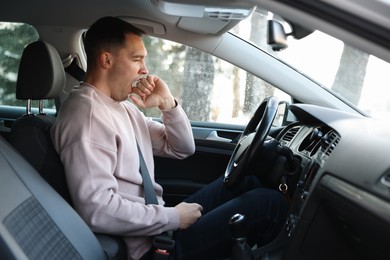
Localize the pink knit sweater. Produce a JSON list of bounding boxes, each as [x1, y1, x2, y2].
[[51, 83, 195, 259]]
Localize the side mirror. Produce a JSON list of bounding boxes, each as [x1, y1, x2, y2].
[[273, 101, 296, 127]]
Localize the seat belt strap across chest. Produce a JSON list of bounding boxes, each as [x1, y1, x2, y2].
[[136, 143, 175, 259], [137, 143, 158, 205]]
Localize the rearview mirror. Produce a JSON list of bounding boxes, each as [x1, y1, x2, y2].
[[267, 20, 288, 51], [267, 19, 314, 51]]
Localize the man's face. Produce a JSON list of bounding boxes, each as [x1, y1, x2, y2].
[[108, 33, 148, 101]]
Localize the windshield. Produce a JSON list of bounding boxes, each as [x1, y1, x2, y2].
[[231, 8, 390, 120]]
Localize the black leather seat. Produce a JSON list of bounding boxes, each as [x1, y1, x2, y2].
[[10, 40, 73, 204], [9, 40, 126, 259]]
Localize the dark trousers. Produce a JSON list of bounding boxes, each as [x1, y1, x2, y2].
[[172, 176, 289, 260]]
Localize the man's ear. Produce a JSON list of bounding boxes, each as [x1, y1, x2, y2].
[[100, 52, 112, 69]]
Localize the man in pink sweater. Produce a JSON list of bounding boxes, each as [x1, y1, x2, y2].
[[52, 17, 288, 260]]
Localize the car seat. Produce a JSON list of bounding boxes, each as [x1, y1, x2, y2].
[[0, 135, 108, 259], [10, 40, 72, 204], [9, 40, 126, 259]]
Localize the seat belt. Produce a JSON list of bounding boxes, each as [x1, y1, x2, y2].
[[64, 57, 85, 81], [137, 143, 158, 205], [136, 143, 175, 259]]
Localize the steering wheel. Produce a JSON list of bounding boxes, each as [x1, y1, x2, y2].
[[223, 96, 279, 189]]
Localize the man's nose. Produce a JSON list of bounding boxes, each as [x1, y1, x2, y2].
[[140, 62, 148, 75]]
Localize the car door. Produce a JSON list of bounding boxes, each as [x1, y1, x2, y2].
[[145, 38, 290, 206], [155, 123, 241, 206], [156, 120, 286, 207]]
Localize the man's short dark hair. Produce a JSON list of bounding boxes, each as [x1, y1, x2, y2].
[[84, 16, 145, 69]]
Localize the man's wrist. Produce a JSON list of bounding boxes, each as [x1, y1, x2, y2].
[[159, 97, 177, 110]]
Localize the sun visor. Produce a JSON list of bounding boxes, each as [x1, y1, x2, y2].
[[177, 17, 232, 34], [119, 17, 166, 35]]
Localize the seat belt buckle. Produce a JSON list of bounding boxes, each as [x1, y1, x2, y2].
[[155, 248, 169, 256], [152, 233, 175, 258]]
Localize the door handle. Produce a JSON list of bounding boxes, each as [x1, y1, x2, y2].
[[206, 131, 232, 142]]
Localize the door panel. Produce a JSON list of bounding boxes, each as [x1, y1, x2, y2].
[[155, 124, 241, 206], [155, 122, 284, 206]]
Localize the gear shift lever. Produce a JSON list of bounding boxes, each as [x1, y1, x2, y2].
[[229, 213, 253, 260]]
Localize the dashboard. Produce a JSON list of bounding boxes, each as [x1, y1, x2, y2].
[[267, 103, 390, 259]]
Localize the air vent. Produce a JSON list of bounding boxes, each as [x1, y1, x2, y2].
[[280, 126, 300, 146], [321, 130, 341, 156], [204, 8, 253, 20], [152, 1, 255, 21]]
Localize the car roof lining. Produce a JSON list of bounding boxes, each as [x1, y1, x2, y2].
[[3, 0, 390, 63], [1, 0, 254, 34]]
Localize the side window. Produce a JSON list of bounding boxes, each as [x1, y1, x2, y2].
[[0, 23, 53, 108], [143, 37, 290, 126]]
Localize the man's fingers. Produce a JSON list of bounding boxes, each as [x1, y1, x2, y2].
[[129, 94, 146, 108]]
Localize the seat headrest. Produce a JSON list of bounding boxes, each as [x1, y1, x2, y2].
[[16, 41, 66, 100]]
